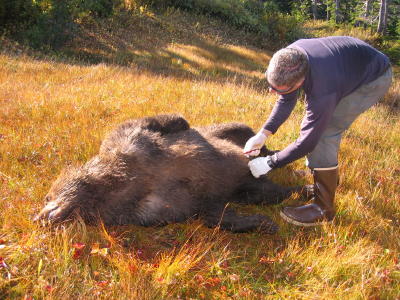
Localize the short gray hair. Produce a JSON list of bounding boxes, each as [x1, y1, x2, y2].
[[266, 48, 308, 88]]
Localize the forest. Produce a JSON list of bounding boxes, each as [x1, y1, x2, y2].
[[1, 0, 399, 50]]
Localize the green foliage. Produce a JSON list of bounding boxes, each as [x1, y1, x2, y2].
[[23, 1, 74, 50], [136, 0, 304, 47], [0, 0, 40, 26], [0, 0, 124, 49]]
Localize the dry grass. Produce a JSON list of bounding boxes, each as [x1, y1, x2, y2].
[[0, 11, 399, 299]]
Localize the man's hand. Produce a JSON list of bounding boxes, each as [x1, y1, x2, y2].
[[243, 130, 269, 157], [248, 157, 273, 178]]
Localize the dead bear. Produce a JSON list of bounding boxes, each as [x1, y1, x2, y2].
[[35, 114, 304, 234]]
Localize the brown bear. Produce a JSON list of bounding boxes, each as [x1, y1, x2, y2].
[[35, 114, 304, 234]]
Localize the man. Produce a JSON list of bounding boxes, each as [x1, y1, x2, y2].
[[243, 36, 392, 227]]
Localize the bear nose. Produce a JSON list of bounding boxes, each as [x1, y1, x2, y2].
[[33, 202, 59, 222]]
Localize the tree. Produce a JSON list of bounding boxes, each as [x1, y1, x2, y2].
[[377, 0, 389, 33], [364, 0, 374, 18], [312, 0, 318, 19], [335, 0, 340, 23]]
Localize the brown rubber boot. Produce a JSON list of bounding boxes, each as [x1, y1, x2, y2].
[[280, 166, 338, 226]]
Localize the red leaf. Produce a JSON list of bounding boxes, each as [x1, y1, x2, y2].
[[264, 274, 273, 281], [394, 257, 399, 266], [44, 285, 54, 292], [128, 263, 137, 273], [136, 249, 144, 259], [0, 257, 6, 268], [228, 274, 240, 282], [259, 256, 276, 264], [220, 261, 229, 269], [72, 243, 86, 250], [195, 274, 205, 284], [96, 280, 109, 287], [287, 272, 296, 278], [73, 249, 83, 259], [204, 277, 221, 288]]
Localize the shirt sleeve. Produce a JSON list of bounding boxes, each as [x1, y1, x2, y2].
[[262, 90, 298, 134], [273, 92, 337, 168]]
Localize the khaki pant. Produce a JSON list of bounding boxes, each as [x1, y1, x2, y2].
[[306, 67, 393, 169]]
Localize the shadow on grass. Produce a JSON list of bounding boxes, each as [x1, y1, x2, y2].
[[2, 11, 272, 92]]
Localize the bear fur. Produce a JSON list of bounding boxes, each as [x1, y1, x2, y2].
[[35, 114, 302, 234]]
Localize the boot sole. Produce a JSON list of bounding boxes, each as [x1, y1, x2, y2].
[[279, 211, 332, 227]]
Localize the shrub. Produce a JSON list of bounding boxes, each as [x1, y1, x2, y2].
[[136, 0, 304, 46], [0, 0, 40, 27], [1, 0, 124, 49]]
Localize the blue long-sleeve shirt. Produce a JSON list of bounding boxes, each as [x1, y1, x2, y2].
[[263, 36, 390, 168]]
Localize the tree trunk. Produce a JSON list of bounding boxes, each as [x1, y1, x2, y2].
[[335, 0, 340, 23], [364, 0, 373, 18], [312, 0, 318, 20], [377, 0, 388, 34], [326, 1, 330, 21]]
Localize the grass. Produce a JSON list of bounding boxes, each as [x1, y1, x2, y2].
[[0, 10, 399, 300]]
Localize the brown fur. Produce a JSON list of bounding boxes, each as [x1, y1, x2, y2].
[[36, 114, 301, 234]]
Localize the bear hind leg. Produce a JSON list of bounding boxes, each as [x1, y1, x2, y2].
[[142, 114, 190, 135], [202, 204, 278, 234]]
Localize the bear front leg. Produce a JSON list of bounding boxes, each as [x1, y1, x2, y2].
[[233, 178, 305, 205]]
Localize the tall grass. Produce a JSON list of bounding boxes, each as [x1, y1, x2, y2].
[[0, 12, 399, 299]]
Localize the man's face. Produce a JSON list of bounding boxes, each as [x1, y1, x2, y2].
[[268, 77, 305, 95]]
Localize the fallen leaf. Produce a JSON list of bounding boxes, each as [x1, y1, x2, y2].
[[228, 274, 240, 282], [259, 256, 276, 264], [72, 242, 86, 259], [0, 257, 7, 268], [44, 285, 54, 292], [220, 260, 229, 269], [287, 272, 296, 279], [73, 250, 83, 259], [90, 243, 100, 254], [204, 277, 221, 288], [72, 243, 86, 250], [264, 274, 273, 281], [90, 243, 109, 256], [96, 280, 109, 287], [194, 274, 204, 284], [136, 249, 144, 258]]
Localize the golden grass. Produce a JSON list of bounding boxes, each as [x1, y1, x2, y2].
[[0, 12, 399, 299]]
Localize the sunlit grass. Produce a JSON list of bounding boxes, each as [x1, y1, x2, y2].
[[0, 13, 399, 299]]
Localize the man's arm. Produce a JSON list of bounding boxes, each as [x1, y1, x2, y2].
[[262, 90, 299, 134], [271, 93, 337, 168]]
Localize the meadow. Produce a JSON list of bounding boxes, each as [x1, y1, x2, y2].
[[0, 9, 399, 299]]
